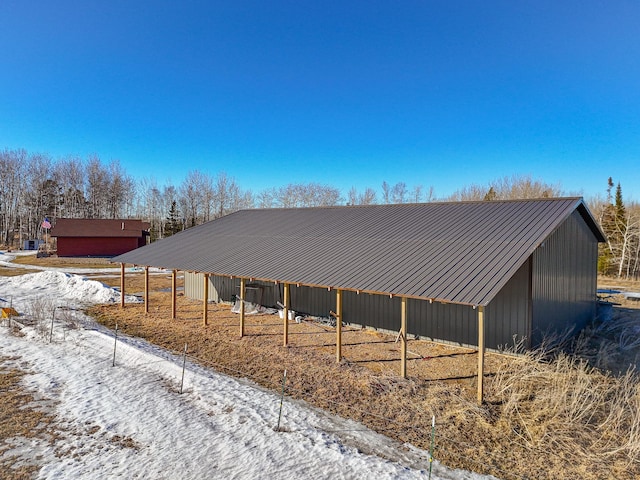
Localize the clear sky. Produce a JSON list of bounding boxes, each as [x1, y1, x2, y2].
[[1, 1, 639, 200]]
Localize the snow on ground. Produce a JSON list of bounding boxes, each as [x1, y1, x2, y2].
[[0, 251, 163, 276], [1, 271, 139, 308], [0, 271, 498, 480]]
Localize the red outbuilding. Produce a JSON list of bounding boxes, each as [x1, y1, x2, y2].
[[51, 219, 150, 257]]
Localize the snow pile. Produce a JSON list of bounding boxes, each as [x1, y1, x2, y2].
[[0, 271, 139, 309]]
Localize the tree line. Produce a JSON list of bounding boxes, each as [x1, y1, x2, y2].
[[1, 148, 638, 279], [590, 178, 640, 279]]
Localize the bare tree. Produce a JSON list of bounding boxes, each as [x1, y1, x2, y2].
[[492, 174, 562, 199], [107, 160, 135, 218], [448, 175, 562, 201], [21, 153, 56, 241], [381, 181, 391, 204], [0, 149, 27, 246], [447, 184, 487, 202], [347, 187, 376, 205], [54, 156, 87, 218], [85, 156, 110, 218], [411, 185, 423, 203], [212, 172, 243, 218], [348, 187, 377, 205], [267, 183, 341, 208], [256, 189, 275, 209], [137, 177, 164, 240], [178, 170, 205, 227], [347, 187, 358, 206], [360, 187, 377, 205], [391, 182, 408, 204]]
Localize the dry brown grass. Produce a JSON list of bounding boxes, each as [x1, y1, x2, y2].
[[87, 289, 640, 480], [0, 355, 58, 480], [488, 350, 640, 479], [8, 255, 114, 270], [0, 267, 34, 277]]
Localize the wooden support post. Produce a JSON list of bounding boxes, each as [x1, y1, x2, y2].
[[203, 274, 209, 326], [240, 278, 246, 337], [477, 305, 485, 405], [336, 289, 342, 362], [171, 270, 177, 319], [283, 283, 290, 346], [144, 266, 149, 314], [400, 296, 407, 378], [120, 263, 125, 309]]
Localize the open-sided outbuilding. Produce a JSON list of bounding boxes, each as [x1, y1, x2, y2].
[[112, 197, 605, 403]]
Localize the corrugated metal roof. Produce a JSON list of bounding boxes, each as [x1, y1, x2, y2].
[[112, 198, 605, 306], [52, 219, 150, 238]]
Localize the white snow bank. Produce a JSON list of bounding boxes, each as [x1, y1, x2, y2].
[[0, 271, 139, 311]]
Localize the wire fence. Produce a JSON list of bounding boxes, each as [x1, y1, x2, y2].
[[3, 302, 602, 480]]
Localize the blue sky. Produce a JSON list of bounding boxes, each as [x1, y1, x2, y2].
[[1, 1, 639, 200]]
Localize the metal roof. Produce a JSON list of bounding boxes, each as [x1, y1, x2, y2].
[[52, 219, 150, 238], [113, 197, 605, 306]]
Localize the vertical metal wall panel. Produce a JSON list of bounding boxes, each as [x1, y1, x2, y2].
[[241, 280, 281, 307], [407, 299, 476, 347], [210, 275, 240, 302], [185, 272, 239, 303], [343, 292, 401, 332], [531, 210, 599, 347], [405, 260, 529, 350], [184, 272, 202, 300], [485, 260, 530, 350], [290, 285, 334, 317]]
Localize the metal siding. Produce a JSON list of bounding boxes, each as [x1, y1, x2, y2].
[[485, 260, 530, 350], [406, 299, 476, 347], [185, 272, 239, 303], [531, 210, 599, 347], [185, 266, 526, 352], [343, 292, 400, 331], [184, 272, 204, 301], [52, 218, 149, 238], [57, 237, 139, 257], [290, 285, 334, 317]]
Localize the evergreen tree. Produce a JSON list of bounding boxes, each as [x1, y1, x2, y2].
[[614, 182, 626, 229], [598, 179, 617, 275], [598, 180, 629, 276], [164, 200, 182, 237], [483, 187, 497, 201]]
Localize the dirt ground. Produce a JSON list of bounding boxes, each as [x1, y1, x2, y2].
[[90, 293, 522, 478], [91, 268, 506, 391]]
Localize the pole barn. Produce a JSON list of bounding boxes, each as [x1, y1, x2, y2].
[[113, 198, 606, 403]]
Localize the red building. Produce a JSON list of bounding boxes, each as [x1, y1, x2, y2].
[[51, 219, 150, 257]]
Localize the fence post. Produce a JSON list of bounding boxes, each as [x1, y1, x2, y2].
[[276, 369, 288, 431], [428, 415, 436, 479], [180, 343, 188, 394], [112, 323, 118, 367], [49, 307, 57, 343]]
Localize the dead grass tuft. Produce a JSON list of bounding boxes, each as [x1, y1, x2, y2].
[[0, 357, 59, 480]]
